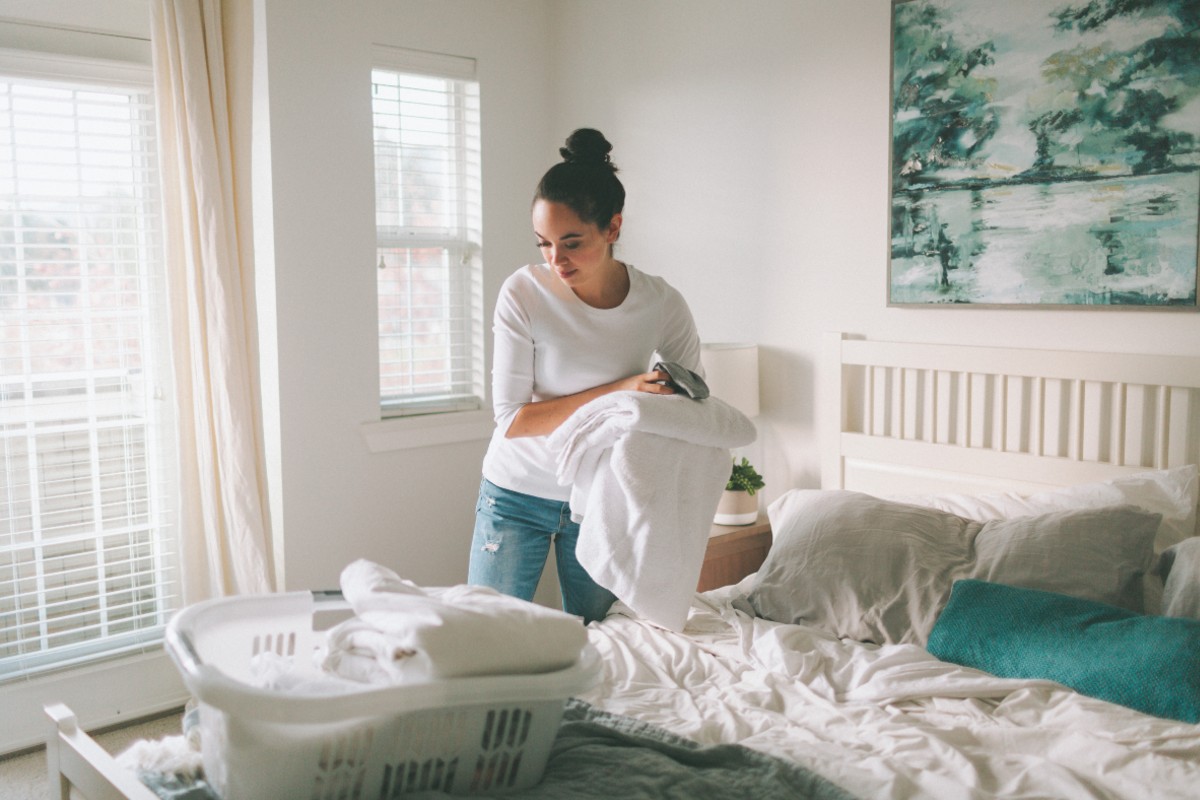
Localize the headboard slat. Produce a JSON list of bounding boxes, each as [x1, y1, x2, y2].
[[838, 338, 1196, 386], [823, 333, 1200, 494]]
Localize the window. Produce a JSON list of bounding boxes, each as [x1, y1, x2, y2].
[[372, 47, 484, 417], [0, 57, 178, 682]]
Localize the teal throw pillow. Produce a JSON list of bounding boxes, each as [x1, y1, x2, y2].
[[927, 579, 1200, 723]]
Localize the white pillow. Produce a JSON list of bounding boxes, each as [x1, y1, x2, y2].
[[897, 464, 1198, 552], [747, 491, 1160, 645]]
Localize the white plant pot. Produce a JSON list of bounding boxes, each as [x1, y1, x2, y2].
[[714, 489, 758, 525]]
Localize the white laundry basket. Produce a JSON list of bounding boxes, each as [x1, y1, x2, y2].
[[164, 590, 600, 799]]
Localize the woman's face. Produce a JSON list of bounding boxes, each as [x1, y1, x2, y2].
[[532, 199, 621, 289]]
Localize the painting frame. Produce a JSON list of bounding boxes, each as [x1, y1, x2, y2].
[[887, 0, 1200, 309]]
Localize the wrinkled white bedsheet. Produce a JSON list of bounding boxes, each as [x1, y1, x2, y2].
[[580, 579, 1200, 800]]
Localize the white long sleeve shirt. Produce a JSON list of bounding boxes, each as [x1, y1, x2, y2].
[[481, 262, 703, 501]]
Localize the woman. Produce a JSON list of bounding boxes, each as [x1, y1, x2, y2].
[[468, 128, 705, 624]]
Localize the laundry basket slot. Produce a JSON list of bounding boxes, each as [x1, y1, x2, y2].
[[251, 631, 297, 657], [199, 695, 565, 797]]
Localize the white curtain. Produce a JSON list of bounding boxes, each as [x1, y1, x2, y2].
[[150, 0, 275, 600]]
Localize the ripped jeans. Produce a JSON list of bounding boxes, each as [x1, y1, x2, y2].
[[467, 478, 616, 624]]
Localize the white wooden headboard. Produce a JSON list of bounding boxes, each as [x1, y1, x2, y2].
[[820, 332, 1200, 496]]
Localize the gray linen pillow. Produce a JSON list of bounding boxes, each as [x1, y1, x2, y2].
[[743, 490, 1160, 645]]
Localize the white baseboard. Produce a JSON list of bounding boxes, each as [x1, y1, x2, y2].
[[1, 649, 188, 756]]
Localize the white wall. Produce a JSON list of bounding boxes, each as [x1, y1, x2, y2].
[[5, 0, 1196, 598], [0, 0, 149, 38], [548, 0, 1200, 507], [248, 0, 557, 593]]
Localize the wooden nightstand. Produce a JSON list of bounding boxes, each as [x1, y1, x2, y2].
[[697, 514, 772, 591]]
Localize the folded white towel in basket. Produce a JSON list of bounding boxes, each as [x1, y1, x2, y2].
[[547, 392, 756, 632], [320, 559, 587, 684]]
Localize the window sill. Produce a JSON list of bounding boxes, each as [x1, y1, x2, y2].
[[360, 409, 495, 453]]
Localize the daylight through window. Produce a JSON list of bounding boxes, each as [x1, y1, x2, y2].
[[373, 51, 484, 417], [0, 65, 178, 681]]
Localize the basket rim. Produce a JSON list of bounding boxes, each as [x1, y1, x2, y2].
[[165, 591, 602, 724]]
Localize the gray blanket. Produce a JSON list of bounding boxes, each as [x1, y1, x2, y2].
[[497, 699, 857, 800], [139, 699, 856, 800]]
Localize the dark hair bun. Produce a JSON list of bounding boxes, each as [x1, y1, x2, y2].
[[559, 128, 616, 170], [535, 128, 625, 229]]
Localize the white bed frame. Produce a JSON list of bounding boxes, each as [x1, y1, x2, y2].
[[821, 332, 1200, 496], [44, 704, 156, 800], [44, 332, 1200, 799]]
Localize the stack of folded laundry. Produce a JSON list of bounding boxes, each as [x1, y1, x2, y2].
[[317, 559, 588, 684]]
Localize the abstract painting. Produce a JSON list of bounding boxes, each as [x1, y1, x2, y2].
[[889, 0, 1200, 307]]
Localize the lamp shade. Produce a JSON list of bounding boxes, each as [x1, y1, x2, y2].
[[700, 343, 760, 417]]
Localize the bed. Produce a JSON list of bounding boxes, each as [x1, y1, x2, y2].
[[46, 332, 1200, 799]]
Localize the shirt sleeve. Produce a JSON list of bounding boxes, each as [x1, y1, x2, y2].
[[654, 285, 705, 378], [490, 277, 535, 434]]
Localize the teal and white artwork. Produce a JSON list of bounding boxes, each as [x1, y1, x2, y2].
[[889, 0, 1200, 307]]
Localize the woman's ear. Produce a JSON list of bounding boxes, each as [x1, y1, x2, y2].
[[606, 213, 623, 243]]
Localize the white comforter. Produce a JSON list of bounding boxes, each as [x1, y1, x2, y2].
[[581, 580, 1200, 800]]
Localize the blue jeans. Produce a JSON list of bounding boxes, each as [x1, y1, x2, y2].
[[468, 479, 616, 624]]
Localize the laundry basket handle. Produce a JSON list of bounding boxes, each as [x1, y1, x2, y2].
[[165, 620, 202, 675], [165, 590, 347, 678]]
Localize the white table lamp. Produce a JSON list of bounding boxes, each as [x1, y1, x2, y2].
[[702, 343, 761, 525], [701, 343, 759, 418]]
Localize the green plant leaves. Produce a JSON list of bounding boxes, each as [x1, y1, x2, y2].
[[726, 457, 765, 496]]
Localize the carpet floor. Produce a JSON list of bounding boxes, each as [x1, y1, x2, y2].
[[0, 709, 184, 800]]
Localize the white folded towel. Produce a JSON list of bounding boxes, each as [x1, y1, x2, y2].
[[320, 559, 587, 684], [547, 393, 756, 631]]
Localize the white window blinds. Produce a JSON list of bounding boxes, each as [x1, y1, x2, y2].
[[0, 62, 178, 681], [372, 48, 484, 417]]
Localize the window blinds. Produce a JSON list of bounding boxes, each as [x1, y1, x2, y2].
[[0, 70, 178, 681], [372, 52, 484, 416]]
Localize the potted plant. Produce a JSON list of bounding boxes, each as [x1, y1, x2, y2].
[[714, 457, 764, 525]]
